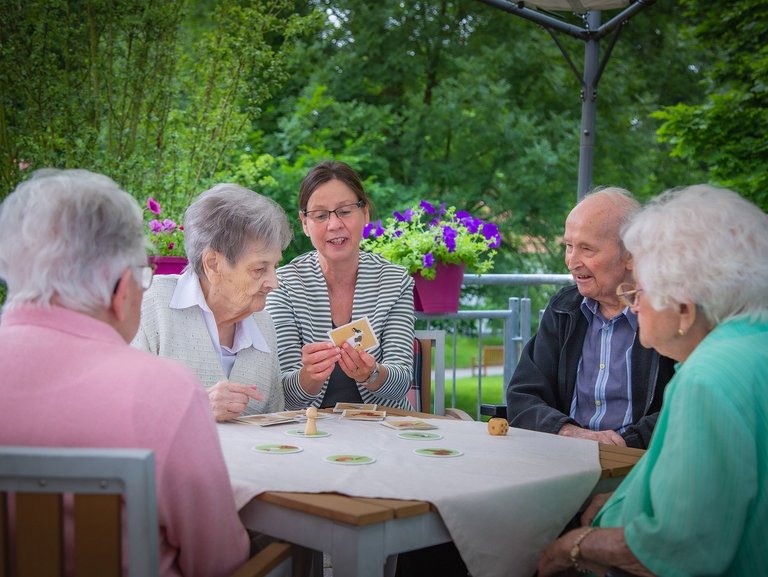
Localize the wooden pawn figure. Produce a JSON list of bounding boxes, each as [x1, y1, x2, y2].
[[304, 406, 318, 436]]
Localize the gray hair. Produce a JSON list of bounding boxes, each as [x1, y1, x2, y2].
[[184, 183, 293, 276], [622, 184, 768, 325], [0, 169, 146, 313]]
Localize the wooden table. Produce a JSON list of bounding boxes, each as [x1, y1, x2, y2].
[[232, 410, 645, 577]]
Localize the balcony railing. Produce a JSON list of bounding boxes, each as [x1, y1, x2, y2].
[[415, 273, 573, 418]]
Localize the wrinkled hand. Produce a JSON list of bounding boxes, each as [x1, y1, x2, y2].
[[537, 529, 580, 577], [559, 423, 627, 446], [338, 344, 377, 385], [581, 492, 613, 527], [208, 381, 264, 422], [299, 342, 341, 395]]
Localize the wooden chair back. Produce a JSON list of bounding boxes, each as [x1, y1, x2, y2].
[[0, 446, 158, 577]]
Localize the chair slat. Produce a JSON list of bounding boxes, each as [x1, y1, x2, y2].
[[16, 493, 64, 577], [1, 492, 7, 577], [74, 494, 122, 577]]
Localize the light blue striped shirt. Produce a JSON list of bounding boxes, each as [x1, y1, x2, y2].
[[570, 297, 637, 432]]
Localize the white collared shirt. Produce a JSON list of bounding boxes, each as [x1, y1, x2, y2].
[[169, 269, 270, 378]]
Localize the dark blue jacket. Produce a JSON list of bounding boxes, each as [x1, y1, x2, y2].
[[506, 285, 675, 449]]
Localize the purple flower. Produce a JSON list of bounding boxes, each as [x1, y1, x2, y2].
[[148, 219, 163, 233], [460, 215, 482, 233], [147, 197, 161, 215], [482, 222, 501, 248], [395, 208, 414, 222], [442, 225, 458, 253], [161, 219, 177, 232], [420, 200, 436, 215], [363, 220, 385, 238], [422, 252, 435, 268]]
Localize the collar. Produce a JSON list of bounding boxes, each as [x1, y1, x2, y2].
[[169, 269, 270, 353], [0, 304, 126, 345], [580, 296, 638, 331]]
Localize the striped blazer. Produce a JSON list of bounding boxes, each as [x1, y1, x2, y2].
[[265, 250, 415, 410]]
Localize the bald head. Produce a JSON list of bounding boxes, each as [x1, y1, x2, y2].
[[564, 187, 639, 318], [566, 187, 639, 246]]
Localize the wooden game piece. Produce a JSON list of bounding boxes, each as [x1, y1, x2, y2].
[[487, 417, 509, 436], [304, 406, 318, 435]]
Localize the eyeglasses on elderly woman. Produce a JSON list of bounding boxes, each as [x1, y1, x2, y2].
[[616, 282, 643, 308]]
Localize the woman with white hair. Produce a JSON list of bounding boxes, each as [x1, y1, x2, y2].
[[538, 185, 768, 577], [0, 169, 250, 576], [133, 184, 293, 422]]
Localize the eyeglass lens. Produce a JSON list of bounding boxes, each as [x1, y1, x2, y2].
[[304, 201, 362, 223]]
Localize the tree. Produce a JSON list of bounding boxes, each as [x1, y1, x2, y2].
[[652, 0, 768, 209], [0, 0, 316, 215]]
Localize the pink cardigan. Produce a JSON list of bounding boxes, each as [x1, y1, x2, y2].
[[0, 305, 249, 577]]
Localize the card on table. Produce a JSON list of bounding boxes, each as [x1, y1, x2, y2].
[[233, 413, 296, 426], [333, 402, 378, 413], [327, 316, 378, 351], [277, 409, 330, 421], [380, 419, 438, 431], [342, 409, 387, 421]]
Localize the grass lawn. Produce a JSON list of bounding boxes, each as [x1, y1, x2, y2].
[[441, 375, 505, 420]]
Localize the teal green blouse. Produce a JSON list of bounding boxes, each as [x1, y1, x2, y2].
[[594, 317, 768, 576]]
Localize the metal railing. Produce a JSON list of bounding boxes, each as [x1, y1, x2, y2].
[[416, 273, 573, 418]]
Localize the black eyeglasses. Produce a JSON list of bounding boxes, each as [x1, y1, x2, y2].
[[616, 282, 643, 308], [302, 200, 364, 224]]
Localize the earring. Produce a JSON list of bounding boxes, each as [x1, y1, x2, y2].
[[678, 328, 685, 336]]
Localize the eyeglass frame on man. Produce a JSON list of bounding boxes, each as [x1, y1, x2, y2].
[[616, 282, 643, 308], [301, 200, 365, 224]]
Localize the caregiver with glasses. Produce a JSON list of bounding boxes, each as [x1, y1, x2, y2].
[[265, 160, 414, 410], [537, 185, 768, 577]]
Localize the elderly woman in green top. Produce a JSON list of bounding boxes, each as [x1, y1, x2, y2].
[[538, 185, 768, 577], [133, 184, 292, 421]]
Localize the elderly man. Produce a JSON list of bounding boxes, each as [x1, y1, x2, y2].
[[506, 187, 675, 448], [0, 169, 249, 576]]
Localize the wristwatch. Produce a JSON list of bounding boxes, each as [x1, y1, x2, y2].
[[357, 363, 380, 386]]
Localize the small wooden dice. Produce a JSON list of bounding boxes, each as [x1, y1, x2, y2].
[[487, 418, 509, 436]]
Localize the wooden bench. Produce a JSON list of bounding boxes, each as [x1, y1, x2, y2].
[[470, 345, 505, 376]]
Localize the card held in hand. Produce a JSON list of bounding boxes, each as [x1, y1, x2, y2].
[[328, 316, 378, 350]]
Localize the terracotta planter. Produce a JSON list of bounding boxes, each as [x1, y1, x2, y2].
[[413, 262, 465, 314], [149, 255, 188, 275]]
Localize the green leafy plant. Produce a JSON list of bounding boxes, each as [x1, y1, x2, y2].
[[361, 201, 500, 280], [145, 198, 185, 257]]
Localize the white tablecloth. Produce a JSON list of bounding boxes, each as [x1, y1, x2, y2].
[[218, 415, 600, 577]]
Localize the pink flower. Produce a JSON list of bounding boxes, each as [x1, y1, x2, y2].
[[147, 197, 161, 215]]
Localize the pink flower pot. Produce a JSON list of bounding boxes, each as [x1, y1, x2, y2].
[[149, 255, 188, 275], [413, 262, 465, 314]]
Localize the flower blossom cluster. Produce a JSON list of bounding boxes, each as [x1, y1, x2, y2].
[[145, 197, 186, 257], [361, 200, 500, 280]]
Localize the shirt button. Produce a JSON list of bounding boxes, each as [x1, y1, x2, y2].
[[595, 400, 602, 406], [599, 363, 605, 369]]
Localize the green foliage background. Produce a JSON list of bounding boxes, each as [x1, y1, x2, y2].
[[1, 0, 765, 311]]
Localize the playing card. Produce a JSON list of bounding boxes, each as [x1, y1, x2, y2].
[[333, 402, 377, 413], [342, 409, 387, 421], [233, 413, 296, 426], [380, 419, 438, 431], [328, 316, 378, 350]]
